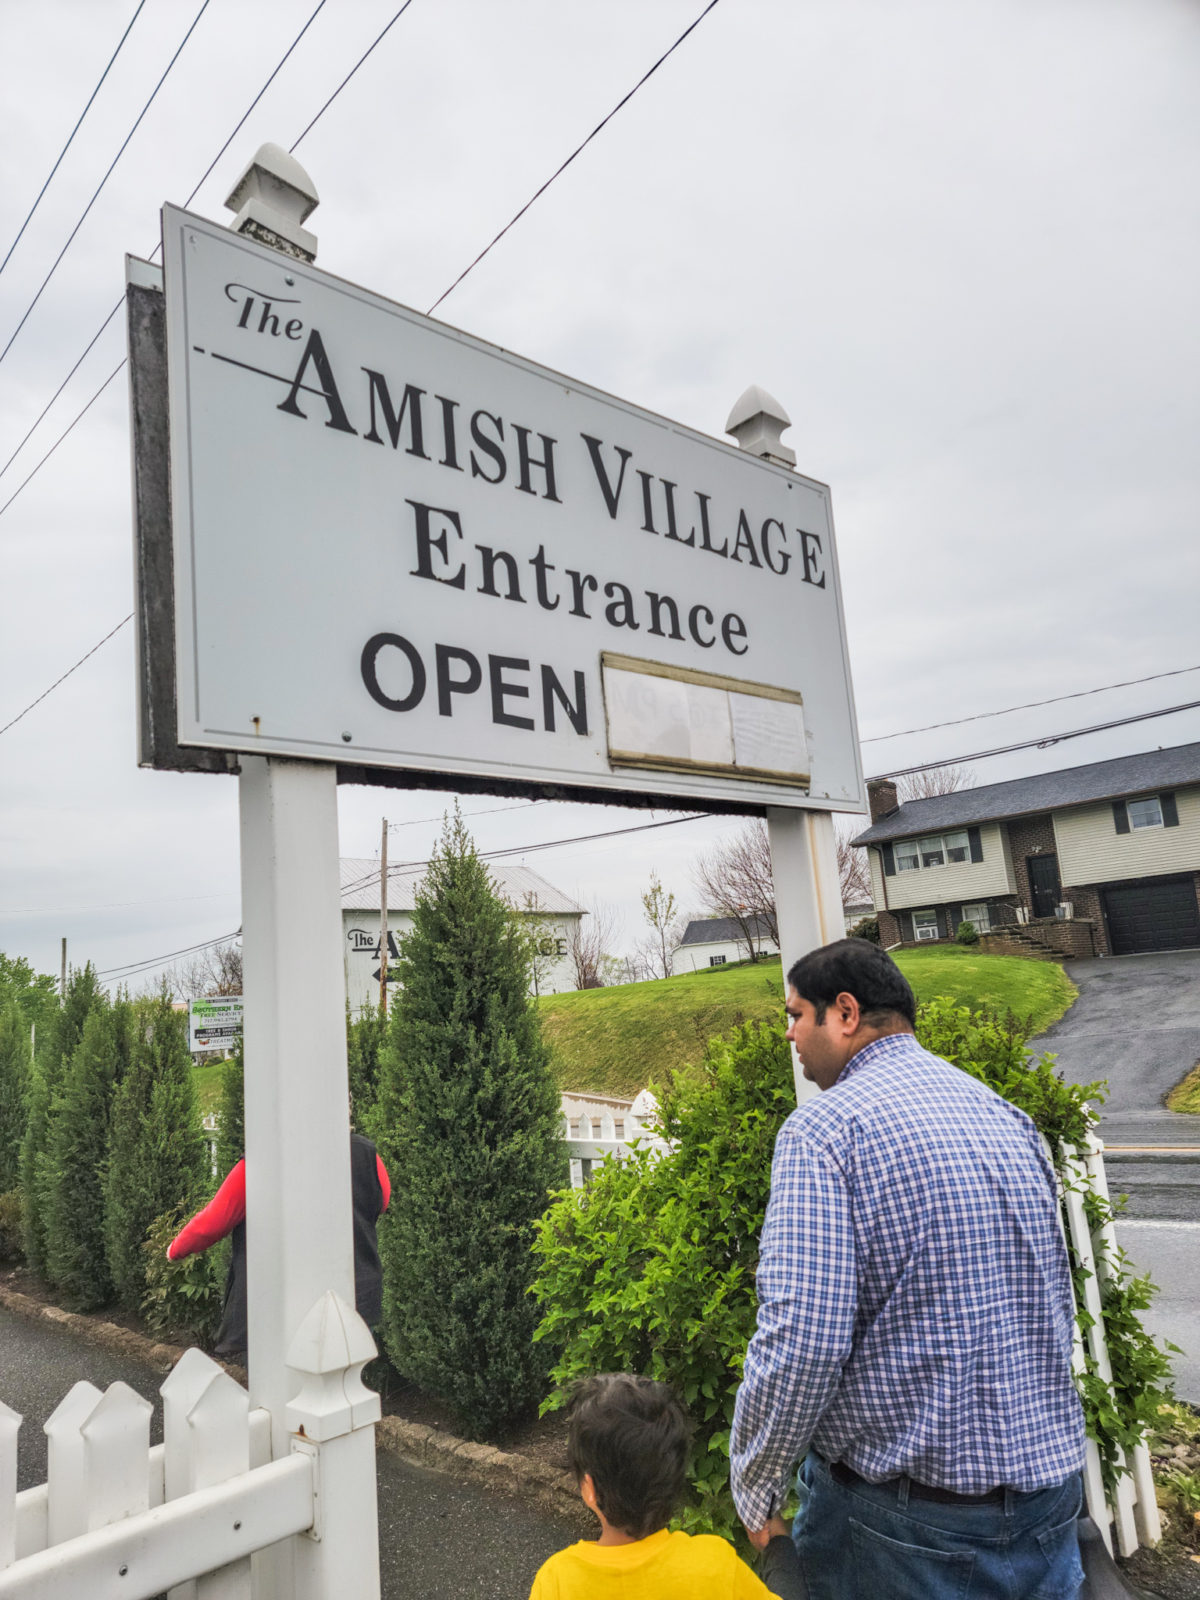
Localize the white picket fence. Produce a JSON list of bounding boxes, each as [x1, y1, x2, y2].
[[0, 1289, 379, 1600], [560, 1089, 666, 1188], [1058, 1132, 1161, 1558]]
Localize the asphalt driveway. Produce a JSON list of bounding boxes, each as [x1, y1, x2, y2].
[[1032, 949, 1200, 1147]]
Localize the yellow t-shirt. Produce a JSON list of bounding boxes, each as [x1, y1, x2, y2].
[[529, 1529, 774, 1600]]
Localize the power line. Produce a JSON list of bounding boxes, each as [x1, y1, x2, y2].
[[426, 0, 723, 315], [97, 928, 241, 981], [0, 0, 215, 373], [0, 0, 148, 283], [868, 697, 1200, 782], [0, 0, 414, 510], [860, 663, 1200, 743], [290, 0, 418, 152], [0, 612, 131, 737]]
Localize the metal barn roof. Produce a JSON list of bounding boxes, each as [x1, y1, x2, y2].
[[339, 857, 586, 915]]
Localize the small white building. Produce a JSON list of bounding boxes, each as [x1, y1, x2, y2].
[[341, 857, 586, 1016], [674, 913, 780, 971]]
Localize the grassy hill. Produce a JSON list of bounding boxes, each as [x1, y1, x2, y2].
[[539, 946, 1077, 1098]]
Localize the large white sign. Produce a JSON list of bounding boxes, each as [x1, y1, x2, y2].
[[162, 205, 863, 811]]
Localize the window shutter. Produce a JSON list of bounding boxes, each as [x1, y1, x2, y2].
[[967, 827, 983, 863], [1161, 792, 1180, 827], [882, 843, 896, 877], [1112, 800, 1130, 834]]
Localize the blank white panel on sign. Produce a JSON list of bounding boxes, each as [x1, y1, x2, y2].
[[602, 656, 807, 786]]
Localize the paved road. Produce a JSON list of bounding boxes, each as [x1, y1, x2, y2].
[[1112, 1219, 1200, 1404], [1033, 950, 1200, 1146], [0, 1305, 584, 1599]]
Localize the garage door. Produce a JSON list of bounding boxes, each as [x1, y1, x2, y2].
[[1103, 878, 1200, 955]]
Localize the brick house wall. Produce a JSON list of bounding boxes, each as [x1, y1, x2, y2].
[[878, 908, 902, 948], [1006, 814, 1058, 907], [1063, 884, 1109, 955]]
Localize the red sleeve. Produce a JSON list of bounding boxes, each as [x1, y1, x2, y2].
[[376, 1153, 390, 1211], [168, 1160, 247, 1259]]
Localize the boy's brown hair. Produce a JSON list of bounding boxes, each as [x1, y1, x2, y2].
[[566, 1374, 692, 1540]]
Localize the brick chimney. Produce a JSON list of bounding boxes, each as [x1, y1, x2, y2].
[[867, 778, 899, 822]]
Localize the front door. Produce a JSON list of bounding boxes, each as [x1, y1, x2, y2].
[[1027, 854, 1061, 919]]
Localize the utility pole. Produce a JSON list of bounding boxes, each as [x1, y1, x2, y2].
[[60, 937, 67, 1000], [379, 817, 389, 1017]]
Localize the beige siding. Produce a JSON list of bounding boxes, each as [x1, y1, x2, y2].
[[1054, 788, 1200, 887], [881, 822, 1016, 910], [869, 849, 887, 911]]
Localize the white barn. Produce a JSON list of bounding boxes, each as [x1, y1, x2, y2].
[[341, 857, 586, 1016]]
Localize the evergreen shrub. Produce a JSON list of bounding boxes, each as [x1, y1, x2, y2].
[[141, 1209, 228, 1346], [955, 919, 980, 945], [43, 1001, 132, 1307], [847, 915, 880, 944], [376, 810, 567, 1442], [531, 996, 1172, 1533], [0, 1190, 23, 1261], [215, 1047, 244, 1178], [0, 997, 30, 1193], [105, 992, 207, 1308]]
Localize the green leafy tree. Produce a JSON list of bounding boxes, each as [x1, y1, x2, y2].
[[20, 962, 105, 1273], [0, 953, 58, 1060], [215, 1044, 244, 1178], [376, 810, 567, 1441], [105, 992, 207, 1308], [43, 1000, 133, 1307], [0, 998, 31, 1193]]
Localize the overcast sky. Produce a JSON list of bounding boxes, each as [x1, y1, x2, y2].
[[2, 0, 1199, 987]]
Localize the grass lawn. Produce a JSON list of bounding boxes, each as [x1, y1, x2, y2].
[[539, 946, 1077, 1098], [191, 1059, 228, 1119], [1166, 1064, 1200, 1115]]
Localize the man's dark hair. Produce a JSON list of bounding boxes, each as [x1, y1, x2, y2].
[[566, 1374, 692, 1539], [787, 938, 916, 1028]]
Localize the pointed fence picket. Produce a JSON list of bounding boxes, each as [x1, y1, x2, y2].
[[0, 1290, 378, 1600]]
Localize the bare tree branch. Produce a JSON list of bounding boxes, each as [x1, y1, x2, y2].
[[894, 764, 976, 801], [691, 821, 778, 950], [160, 940, 243, 1000], [565, 899, 620, 989]]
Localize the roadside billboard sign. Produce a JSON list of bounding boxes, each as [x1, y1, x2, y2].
[[154, 204, 863, 813], [189, 995, 243, 1053]]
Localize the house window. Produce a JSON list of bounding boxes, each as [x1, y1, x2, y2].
[[912, 909, 940, 941], [895, 840, 921, 872], [960, 902, 991, 934], [709, 954, 727, 967], [1127, 796, 1163, 830], [919, 836, 945, 868], [944, 830, 971, 864]]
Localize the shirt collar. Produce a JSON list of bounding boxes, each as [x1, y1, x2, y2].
[[836, 1029, 920, 1086]]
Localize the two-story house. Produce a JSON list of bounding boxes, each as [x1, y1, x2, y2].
[[851, 741, 1200, 958]]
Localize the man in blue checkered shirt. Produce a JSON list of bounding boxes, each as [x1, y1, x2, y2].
[[730, 939, 1086, 1599]]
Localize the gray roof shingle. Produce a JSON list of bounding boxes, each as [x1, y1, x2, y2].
[[852, 740, 1200, 845], [678, 913, 776, 947]]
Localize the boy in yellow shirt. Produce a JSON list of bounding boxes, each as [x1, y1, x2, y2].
[[529, 1375, 805, 1599]]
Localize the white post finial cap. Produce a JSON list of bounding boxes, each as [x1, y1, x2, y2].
[[725, 385, 796, 468], [224, 142, 319, 261]]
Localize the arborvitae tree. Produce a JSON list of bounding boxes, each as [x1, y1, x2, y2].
[[20, 963, 105, 1274], [105, 992, 207, 1308], [215, 1044, 244, 1178], [347, 1003, 387, 1132], [43, 1001, 132, 1307], [376, 810, 567, 1442], [0, 998, 31, 1193]]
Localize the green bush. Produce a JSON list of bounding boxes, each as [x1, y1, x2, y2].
[[215, 1048, 244, 1179], [0, 1189, 23, 1261], [105, 993, 207, 1308], [955, 919, 980, 945], [847, 915, 879, 944], [0, 998, 30, 1193], [376, 809, 567, 1442], [532, 996, 1168, 1532], [141, 1209, 229, 1347], [533, 1021, 792, 1537]]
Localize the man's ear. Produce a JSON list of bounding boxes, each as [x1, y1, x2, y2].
[[579, 1472, 598, 1512], [836, 991, 862, 1033]]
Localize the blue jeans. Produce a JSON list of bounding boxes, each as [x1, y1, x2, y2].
[[792, 1452, 1084, 1600]]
